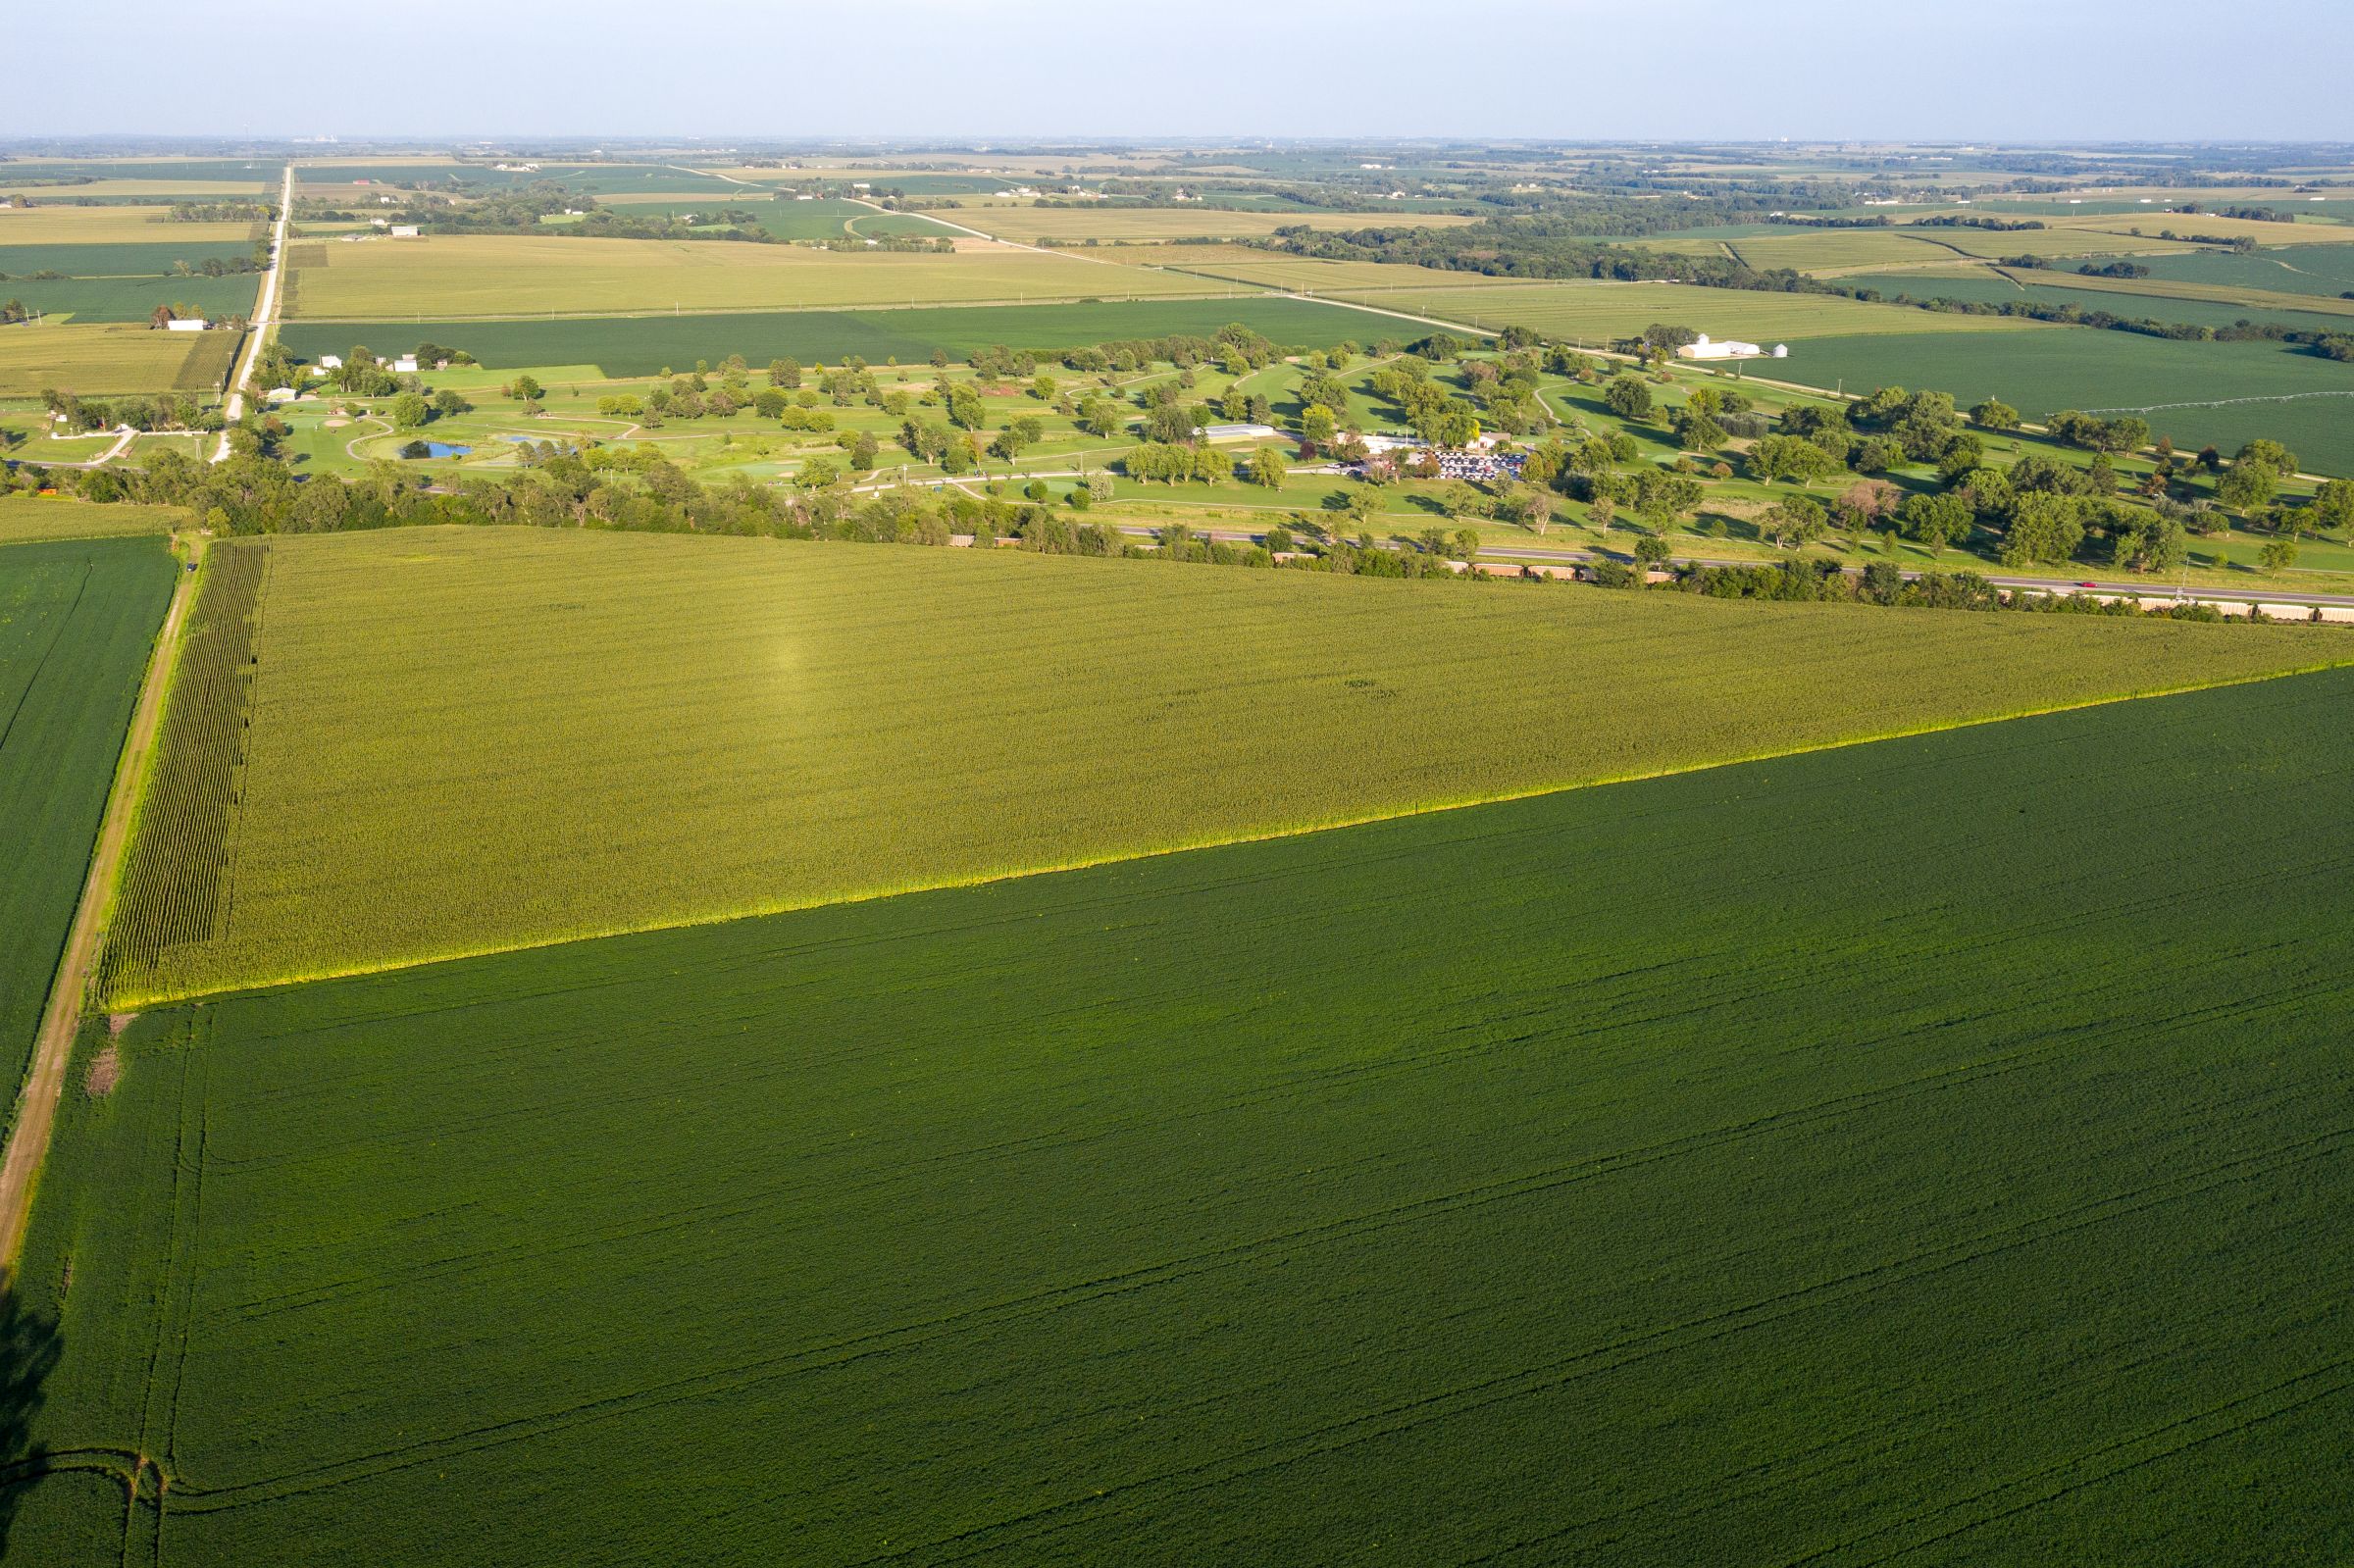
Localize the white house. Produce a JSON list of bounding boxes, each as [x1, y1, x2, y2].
[[1675, 333, 1764, 361], [164, 317, 210, 332], [319, 355, 343, 369], [390, 354, 419, 374]]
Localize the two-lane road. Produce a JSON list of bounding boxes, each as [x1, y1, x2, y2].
[[211, 164, 295, 464]]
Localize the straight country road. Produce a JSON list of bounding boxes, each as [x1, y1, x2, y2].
[[211, 164, 295, 464], [0, 535, 204, 1281]]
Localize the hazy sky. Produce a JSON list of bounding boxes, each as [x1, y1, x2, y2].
[[10, 0, 2348, 143]]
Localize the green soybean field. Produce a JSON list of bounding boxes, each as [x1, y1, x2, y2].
[[6, 665, 2351, 1565]]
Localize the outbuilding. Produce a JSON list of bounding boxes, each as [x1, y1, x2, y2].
[[164, 317, 210, 332], [1674, 333, 1764, 361]]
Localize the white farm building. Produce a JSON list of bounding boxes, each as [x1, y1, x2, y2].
[[1675, 334, 1788, 362], [164, 318, 210, 332]]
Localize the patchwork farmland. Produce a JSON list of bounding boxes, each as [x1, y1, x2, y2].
[[11, 667, 2354, 1565], [8, 120, 2354, 1568]]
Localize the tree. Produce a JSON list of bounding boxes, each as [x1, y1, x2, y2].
[[769, 356, 802, 388], [1999, 493, 2086, 567], [2215, 462, 2277, 514], [509, 374, 543, 402], [2260, 533, 2300, 574], [388, 392, 431, 430], [1632, 533, 1672, 569], [1970, 398, 2020, 430], [1671, 406, 1725, 451], [1602, 376, 1655, 422], [2112, 514, 2188, 574], [1897, 491, 1971, 556], [1760, 495, 1826, 549], [1454, 528, 1481, 563], [1747, 434, 1841, 484], [1589, 494, 1615, 533], [430, 388, 470, 418], [1248, 445, 1287, 488], [2308, 478, 2354, 535], [2234, 438, 2299, 479], [1298, 403, 1338, 453], [1837, 479, 1902, 531]]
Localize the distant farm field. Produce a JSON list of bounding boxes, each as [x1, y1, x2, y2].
[[0, 536, 175, 1098], [1110, 250, 1536, 294], [99, 527, 2347, 1003], [0, 273, 259, 325], [15, 666, 2354, 1565], [1841, 269, 2354, 333], [0, 180, 264, 202], [2134, 243, 2354, 298], [1770, 329, 2354, 476], [282, 233, 1239, 319], [280, 296, 1390, 375], [930, 205, 1479, 244], [0, 241, 258, 278], [0, 497, 187, 542], [0, 207, 258, 245], [0, 321, 237, 396], [1326, 280, 2057, 343]]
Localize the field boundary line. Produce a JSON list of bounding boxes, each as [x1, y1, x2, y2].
[[0, 536, 204, 1281], [280, 286, 1283, 326], [112, 656, 2354, 1012]]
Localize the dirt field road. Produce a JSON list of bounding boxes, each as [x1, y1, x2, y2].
[[0, 535, 204, 1280]]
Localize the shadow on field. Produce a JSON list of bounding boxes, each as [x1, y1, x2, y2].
[[0, 1287, 64, 1557]]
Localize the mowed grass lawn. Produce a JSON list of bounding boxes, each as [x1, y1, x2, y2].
[[13, 667, 2354, 1566], [103, 527, 2349, 1002], [282, 234, 1244, 319], [0, 322, 237, 396]]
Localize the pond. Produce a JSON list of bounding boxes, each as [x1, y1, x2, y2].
[[400, 440, 472, 459]]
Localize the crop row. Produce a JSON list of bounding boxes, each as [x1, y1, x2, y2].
[[99, 541, 269, 1004]]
